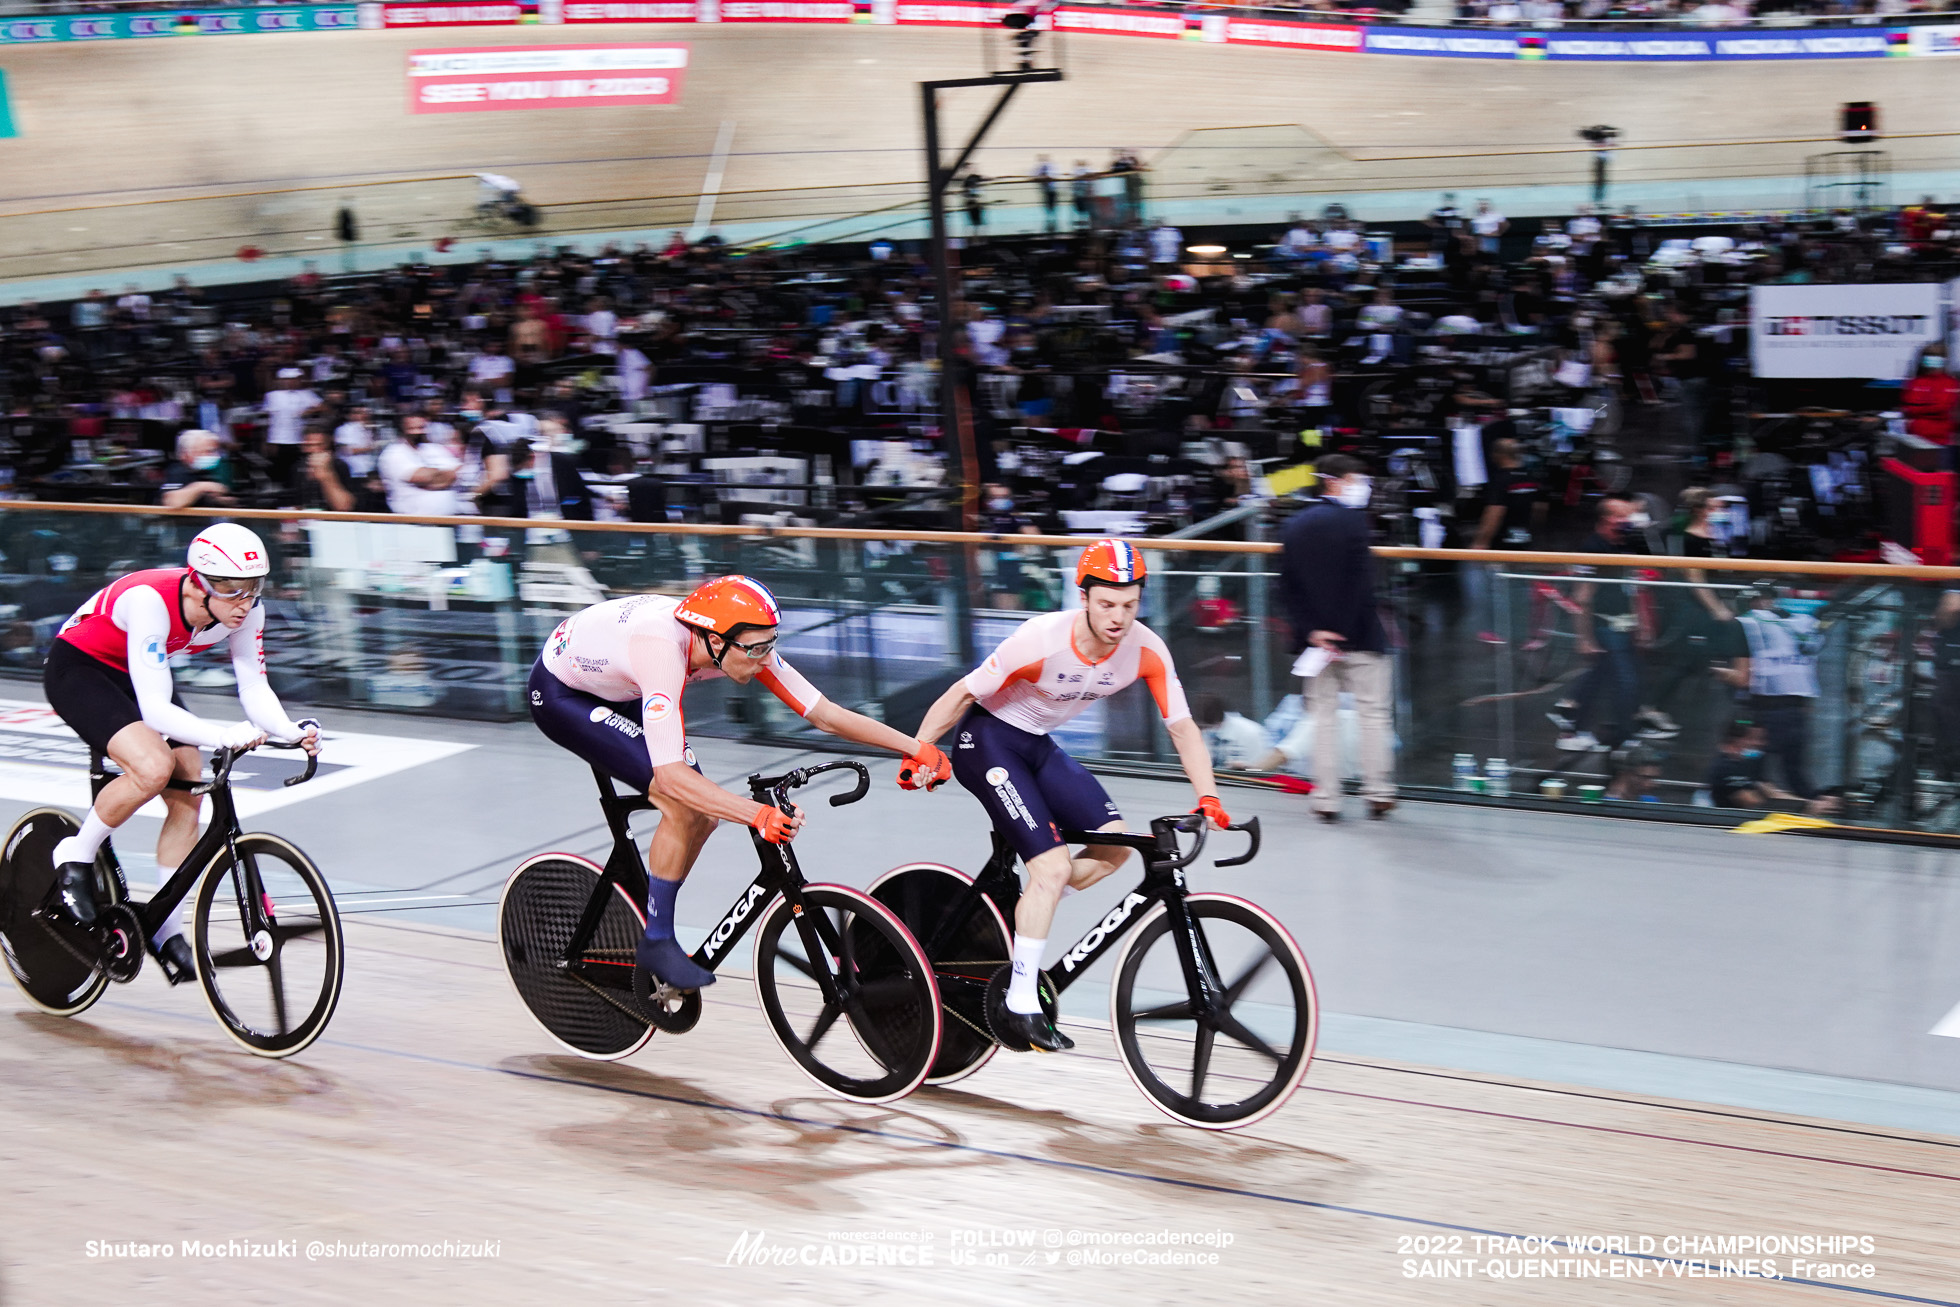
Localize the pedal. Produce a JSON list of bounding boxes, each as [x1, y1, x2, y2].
[[981, 963, 1060, 1051], [100, 903, 145, 984], [632, 964, 702, 1034]]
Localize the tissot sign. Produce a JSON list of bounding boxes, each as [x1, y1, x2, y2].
[[407, 43, 688, 113], [1750, 284, 1947, 379]]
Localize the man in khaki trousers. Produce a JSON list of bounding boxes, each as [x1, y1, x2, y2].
[[1278, 453, 1396, 821]]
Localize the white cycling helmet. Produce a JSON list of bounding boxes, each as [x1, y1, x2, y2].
[[187, 523, 271, 596]]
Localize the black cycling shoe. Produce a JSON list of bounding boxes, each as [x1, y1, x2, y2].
[[53, 860, 99, 929], [996, 1006, 1075, 1053], [635, 935, 715, 990], [153, 934, 197, 986]]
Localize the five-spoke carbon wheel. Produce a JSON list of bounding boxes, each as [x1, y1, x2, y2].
[[0, 808, 112, 1016], [1110, 893, 1316, 1129], [866, 863, 1010, 1085], [500, 854, 654, 1061], [753, 885, 941, 1104], [192, 833, 344, 1059]]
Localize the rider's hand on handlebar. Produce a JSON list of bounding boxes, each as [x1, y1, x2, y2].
[[897, 741, 952, 792], [751, 803, 804, 844], [219, 722, 268, 752], [1194, 795, 1231, 831], [294, 718, 323, 757]]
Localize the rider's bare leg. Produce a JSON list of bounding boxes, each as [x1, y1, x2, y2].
[[148, 745, 205, 944], [1009, 820, 1129, 1013]]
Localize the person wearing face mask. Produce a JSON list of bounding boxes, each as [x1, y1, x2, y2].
[[158, 428, 236, 510], [1901, 348, 1957, 453], [1555, 493, 1647, 753], [1732, 581, 1833, 810], [1278, 453, 1395, 821]]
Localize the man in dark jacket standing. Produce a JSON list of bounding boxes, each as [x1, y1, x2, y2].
[[1279, 453, 1395, 821]]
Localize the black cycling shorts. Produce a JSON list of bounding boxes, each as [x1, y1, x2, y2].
[[43, 638, 188, 757], [950, 706, 1121, 864], [529, 658, 699, 794]]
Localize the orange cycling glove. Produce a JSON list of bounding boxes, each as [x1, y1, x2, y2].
[[897, 741, 952, 791], [1194, 795, 1231, 829], [751, 804, 798, 844]]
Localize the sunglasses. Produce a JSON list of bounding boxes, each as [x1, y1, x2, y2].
[[728, 637, 777, 661], [202, 575, 264, 601]]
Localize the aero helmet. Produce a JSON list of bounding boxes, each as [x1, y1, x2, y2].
[[1075, 538, 1147, 591], [674, 575, 782, 664]]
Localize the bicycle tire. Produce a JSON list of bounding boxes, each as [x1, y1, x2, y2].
[[752, 885, 940, 1104], [192, 833, 344, 1059], [1109, 894, 1316, 1130], [866, 863, 1009, 1086], [499, 854, 653, 1061], [0, 808, 110, 1017]]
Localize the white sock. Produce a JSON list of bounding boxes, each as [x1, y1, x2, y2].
[[150, 863, 184, 948], [1006, 935, 1047, 1014], [52, 807, 114, 869]]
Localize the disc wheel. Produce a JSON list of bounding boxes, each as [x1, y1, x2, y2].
[[0, 808, 110, 1016], [1110, 894, 1316, 1130], [192, 834, 344, 1059], [753, 885, 941, 1104], [499, 854, 653, 1061], [867, 863, 1010, 1085]]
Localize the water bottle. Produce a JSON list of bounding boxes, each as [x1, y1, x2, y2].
[[1487, 758, 1511, 798], [1452, 753, 1476, 792]]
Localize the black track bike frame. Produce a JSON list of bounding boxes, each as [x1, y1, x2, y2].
[[88, 744, 316, 950], [916, 814, 1260, 1015], [559, 762, 872, 1004]]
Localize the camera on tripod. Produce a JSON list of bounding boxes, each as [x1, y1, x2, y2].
[[1578, 125, 1620, 146]]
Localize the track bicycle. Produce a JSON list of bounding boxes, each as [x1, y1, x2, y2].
[[499, 760, 943, 1104], [869, 814, 1316, 1129], [0, 742, 342, 1058]]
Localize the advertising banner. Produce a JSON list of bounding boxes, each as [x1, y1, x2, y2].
[[1220, 19, 1360, 52], [1053, 6, 1185, 38], [1361, 25, 1518, 58], [891, 1, 1014, 27], [1908, 23, 1960, 56], [1530, 26, 1900, 60], [408, 43, 688, 112], [0, 5, 357, 45], [384, 3, 523, 27], [715, 0, 854, 20], [558, 1, 697, 20], [1750, 283, 1946, 379]]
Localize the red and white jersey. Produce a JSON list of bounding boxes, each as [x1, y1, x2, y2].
[[541, 593, 824, 767], [963, 609, 1190, 736], [58, 568, 231, 671]]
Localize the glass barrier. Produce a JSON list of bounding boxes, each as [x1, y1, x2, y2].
[[0, 505, 1954, 839]]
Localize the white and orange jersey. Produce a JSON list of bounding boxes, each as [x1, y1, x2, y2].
[[963, 609, 1190, 736], [541, 593, 824, 766]]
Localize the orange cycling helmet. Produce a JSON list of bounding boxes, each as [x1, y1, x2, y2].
[[1075, 538, 1147, 591], [674, 575, 783, 664]]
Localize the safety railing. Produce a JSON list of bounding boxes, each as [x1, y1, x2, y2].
[[2, 500, 1956, 841]]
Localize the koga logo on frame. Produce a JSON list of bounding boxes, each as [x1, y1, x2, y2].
[[1060, 893, 1147, 972], [705, 883, 767, 956]]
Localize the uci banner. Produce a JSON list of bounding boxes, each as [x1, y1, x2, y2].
[[1526, 26, 1902, 61], [407, 42, 688, 112], [0, 5, 357, 44], [1750, 283, 1947, 380]]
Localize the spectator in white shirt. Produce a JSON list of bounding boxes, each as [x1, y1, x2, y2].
[[1148, 221, 1184, 267], [379, 414, 461, 517], [1323, 222, 1362, 253], [1568, 204, 1604, 250], [262, 367, 321, 484], [1470, 200, 1509, 255], [583, 296, 618, 356], [334, 404, 379, 478], [116, 285, 152, 323], [470, 344, 516, 402], [1357, 288, 1405, 332], [1192, 692, 1275, 770], [1299, 287, 1333, 338]]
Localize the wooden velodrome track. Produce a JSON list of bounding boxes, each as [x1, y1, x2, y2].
[[3, 916, 1957, 1305], [3, 24, 1960, 227]]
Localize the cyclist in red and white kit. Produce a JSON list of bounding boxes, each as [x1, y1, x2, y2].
[[529, 575, 950, 991], [911, 540, 1228, 1052], [42, 523, 321, 982]]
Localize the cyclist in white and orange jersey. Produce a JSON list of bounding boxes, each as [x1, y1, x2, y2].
[[530, 574, 949, 990], [911, 539, 1228, 1052]]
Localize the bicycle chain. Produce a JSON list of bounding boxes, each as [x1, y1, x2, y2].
[[567, 968, 655, 1030]]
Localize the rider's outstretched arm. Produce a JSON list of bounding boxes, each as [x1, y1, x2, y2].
[[227, 605, 312, 743], [650, 761, 772, 827], [116, 587, 254, 750], [806, 699, 930, 757], [1167, 718, 1223, 821], [913, 680, 978, 750]]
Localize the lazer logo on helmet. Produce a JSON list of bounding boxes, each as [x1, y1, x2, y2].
[[1060, 893, 1148, 973], [703, 882, 768, 961]]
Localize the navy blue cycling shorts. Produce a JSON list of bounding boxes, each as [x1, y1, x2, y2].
[[951, 706, 1120, 863], [529, 659, 698, 793]]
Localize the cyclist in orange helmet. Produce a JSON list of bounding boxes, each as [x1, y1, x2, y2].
[[911, 539, 1228, 1053], [532, 575, 950, 990]]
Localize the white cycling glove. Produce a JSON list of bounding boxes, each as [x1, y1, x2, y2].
[[218, 721, 267, 751]]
